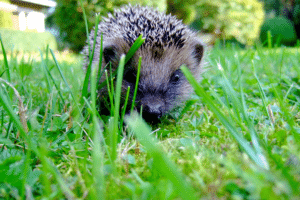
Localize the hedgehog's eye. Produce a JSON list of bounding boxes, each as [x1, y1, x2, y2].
[[170, 69, 182, 84], [103, 46, 117, 63], [124, 68, 137, 84]]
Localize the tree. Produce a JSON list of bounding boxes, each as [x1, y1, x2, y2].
[[46, 0, 127, 53], [191, 0, 265, 45]]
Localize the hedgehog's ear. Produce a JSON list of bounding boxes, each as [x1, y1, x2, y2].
[[103, 46, 117, 64], [193, 41, 204, 66]]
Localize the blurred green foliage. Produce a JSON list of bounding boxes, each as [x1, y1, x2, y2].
[[49, 0, 299, 50], [260, 16, 297, 46], [260, 0, 300, 40], [0, 28, 57, 52], [46, 0, 125, 53], [166, 0, 198, 24], [190, 0, 265, 46], [46, 0, 166, 53], [0, 11, 13, 29]]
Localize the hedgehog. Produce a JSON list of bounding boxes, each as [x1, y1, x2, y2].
[[82, 5, 205, 123]]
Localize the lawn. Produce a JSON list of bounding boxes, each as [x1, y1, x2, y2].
[[0, 42, 299, 199]]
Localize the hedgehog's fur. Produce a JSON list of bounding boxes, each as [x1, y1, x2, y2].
[[82, 5, 205, 123]]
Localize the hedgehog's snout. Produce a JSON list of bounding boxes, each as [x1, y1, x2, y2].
[[140, 95, 165, 123]]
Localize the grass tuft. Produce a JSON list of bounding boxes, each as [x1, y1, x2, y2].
[[0, 28, 299, 199]]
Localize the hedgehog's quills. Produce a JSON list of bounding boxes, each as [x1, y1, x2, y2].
[[82, 5, 205, 123]]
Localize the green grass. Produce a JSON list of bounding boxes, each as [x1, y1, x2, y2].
[[0, 40, 300, 199]]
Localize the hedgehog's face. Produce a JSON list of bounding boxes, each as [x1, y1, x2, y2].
[[124, 67, 187, 123], [101, 36, 204, 123]]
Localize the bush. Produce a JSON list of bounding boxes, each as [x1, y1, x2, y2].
[[46, 0, 128, 53], [260, 16, 297, 46], [0, 10, 13, 29], [47, 0, 167, 53], [166, 0, 198, 24], [0, 28, 57, 52], [260, 0, 300, 40], [293, 3, 300, 39], [192, 0, 265, 46]]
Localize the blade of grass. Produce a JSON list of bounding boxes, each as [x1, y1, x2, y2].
[[253, 62, 273, 127], [109, 63, 115, 114], [0, 83, 75, 198], [90, 62, 105, 199], [272, 85, 300, 144], [267, 31, 272, 49], [105, 70, 114, 112], [217, 63, 243, 123], [283, 83, 294, 102], [97, 33, 104, 84], [181, 65, 269, 169], [111, 55, 126, 164], [0, 86, 28, 141], [131, 56, 142, 112], [83, 97, 111, 162], [125, 113, 197, 200], [39, 50, 65, 104], [40, 56, 52, 92], [38, 143, 76, 199], [234, 53, 268, 168], [0, 35, 10, 82], [82, 13, 101, 100], [49, 49, 82, 118], [120, 86, 130, 128], [41, 93, 57, 136], [79, 0, 90, 55], [125, 35, 145, 64]]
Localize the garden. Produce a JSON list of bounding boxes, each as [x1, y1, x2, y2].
[[0, 0, 300, 199]]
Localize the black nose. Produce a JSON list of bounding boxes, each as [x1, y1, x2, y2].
[[141, 101, 164, 123], [144, 104, 162, 118]]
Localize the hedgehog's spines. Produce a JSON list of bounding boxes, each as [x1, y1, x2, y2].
[[89, 5, 194, 49]]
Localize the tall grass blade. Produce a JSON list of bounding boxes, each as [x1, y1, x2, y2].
[[0, 86, 28, 141], [0, 84, 74, 198], [272, 85, 300, 144], [105, 70, 114, 112], [217, 64, 243, 122], [110, 55, 125, 164], [267, 31, 272, 49], [181, 66, 269, 169], [235, 55, 268, 169], [253, 62, 273, 127], [79, 0, 90, 55], [90, 64, 105, 199], [131, 56, 142, 112], [126, 113, 196, 200], [49, 49, 82, 117], [37, 147, 76, 199], [0, 35, 10, 82], [125, 35, 145, 64], [82, 14, 101, 100], [39, 50, 65, 104], [121, 86, 130, 128], [91, 118, 105, 199], [97, 33, 104, 83]]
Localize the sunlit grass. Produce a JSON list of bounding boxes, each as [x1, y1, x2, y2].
[[0, 33, 300, 199]]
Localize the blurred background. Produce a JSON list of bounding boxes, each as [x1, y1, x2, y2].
[[0, 0, 299, 53]]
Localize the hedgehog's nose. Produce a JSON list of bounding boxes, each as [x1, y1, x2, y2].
[[141, 97, 164, 123], [144, 104, 162, 118]]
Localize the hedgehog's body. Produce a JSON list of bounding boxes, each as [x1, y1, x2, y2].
[[83, 5, 205, 123]]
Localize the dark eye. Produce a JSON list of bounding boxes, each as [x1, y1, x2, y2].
[[124, 68, 137, 84], [170, 69, 182, 84]]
